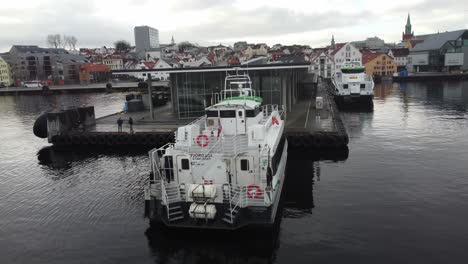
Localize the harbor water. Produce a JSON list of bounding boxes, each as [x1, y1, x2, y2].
[[1, 81, 468, 263]]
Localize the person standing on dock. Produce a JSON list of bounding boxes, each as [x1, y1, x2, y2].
[[117, 117, 123, 132], [128, 117, 134, 134]]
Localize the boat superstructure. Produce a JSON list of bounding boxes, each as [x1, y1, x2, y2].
[[331, 62, 374, 104], [144, 74, 288, 229]]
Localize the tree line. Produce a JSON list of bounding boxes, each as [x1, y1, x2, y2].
[[46, 34, 78, 50]]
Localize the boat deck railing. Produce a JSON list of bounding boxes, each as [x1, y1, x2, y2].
[[175, 134, 251, 156]]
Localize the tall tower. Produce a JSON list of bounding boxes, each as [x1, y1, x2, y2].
[[134, 25, 160, 59], [405, 13, 413, 35], [402, 13, 414, 41], [331, 35, 336, 49], [171, 35, 175, 45]]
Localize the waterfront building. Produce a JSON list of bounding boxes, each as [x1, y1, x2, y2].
[[102, 54, 124, 70], [407, 29, 468, 72], [0, 55, 14, 86], [134, 26, 160, 59], [7, 45, 87, 84], [79, 64, 111, 84], [168, 65, 308, 118], [388, 48, 409, 71], [362, 53, 397, 77], [309, 51, 334, 78], [329, 43, 362, 72]]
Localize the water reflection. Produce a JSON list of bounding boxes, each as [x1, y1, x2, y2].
[[145, 220, 281, 264]]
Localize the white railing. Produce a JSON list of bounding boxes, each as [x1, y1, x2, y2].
[[227, 184, 272, 208], [175, 134, 250, 156], [261, 104, 285, 118]]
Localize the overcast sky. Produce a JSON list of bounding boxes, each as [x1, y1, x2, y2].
[[1, 0, 466, 52]]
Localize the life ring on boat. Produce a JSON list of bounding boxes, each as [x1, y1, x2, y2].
[[247, 185, 262, 199], [196, 134, 209, 147]]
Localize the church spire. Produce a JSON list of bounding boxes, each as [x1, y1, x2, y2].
[[171, 35, 175, 45], [405, 13, 412, 35], [331, 35, 336, 49]]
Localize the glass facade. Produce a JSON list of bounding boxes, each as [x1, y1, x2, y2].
[[171, 68, 307, 119]]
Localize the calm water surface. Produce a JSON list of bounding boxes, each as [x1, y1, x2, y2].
[[1, 82, 467, 264]]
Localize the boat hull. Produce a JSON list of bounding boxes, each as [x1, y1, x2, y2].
[[146, 140, 288, 230]]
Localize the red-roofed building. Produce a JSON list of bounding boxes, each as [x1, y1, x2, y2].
[[142, 61, 155, 69]]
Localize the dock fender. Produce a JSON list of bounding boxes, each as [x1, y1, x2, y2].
[[104, 134, 114, 145], [97, 135, 106, 145], [115, 134, 124, 145], [71, 135, 81, 145], [141, 134, 150, 145], [33, 112, 48, 138], [54, 135, 66, 145], [64, 136, 73, 145], [80, 135, 90, 145], [149, 135, 158, 146], [89, 134, 98, 144]]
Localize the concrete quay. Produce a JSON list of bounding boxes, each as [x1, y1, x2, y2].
[[285, 77, 348, 150], [393, 72, 468, 82], [0, 81, 169, 96], [43, 92, 348, 151]]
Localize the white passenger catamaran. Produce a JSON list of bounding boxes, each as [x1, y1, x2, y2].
[[331, 62, 374, 105], [144, 73, 287, 229]]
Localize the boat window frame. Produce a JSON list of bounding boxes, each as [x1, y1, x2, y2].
[[181, 158, 190, 170], [220, 110, 236, 118], [206, 110, 219, 117], [240, 159, 249, 171]]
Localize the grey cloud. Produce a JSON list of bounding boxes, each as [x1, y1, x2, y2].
[[0, 0, 131, 51], [169, 0, 235, 11], [171, 6, 376, 41]]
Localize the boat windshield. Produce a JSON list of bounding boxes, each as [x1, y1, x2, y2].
[[341, 67, 365, 74]]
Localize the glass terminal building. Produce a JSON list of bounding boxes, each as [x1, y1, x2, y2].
[[115, 64, 310, 119]]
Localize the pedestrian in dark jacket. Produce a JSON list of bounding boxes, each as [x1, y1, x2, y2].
[[128, 117, 134, 134], [117, 117, 123, 132]]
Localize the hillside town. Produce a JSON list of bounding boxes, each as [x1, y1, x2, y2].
[[0, 14, 466, 87]]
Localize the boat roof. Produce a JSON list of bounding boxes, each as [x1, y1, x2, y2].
[[207, 96, 262, 110]]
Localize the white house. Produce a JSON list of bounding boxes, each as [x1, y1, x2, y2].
[[388, 48, 409, 68], [145, 48, 162, 61], [244, 44, 268, 59], [182, 57, 213, 68], [329, 43, 362, 72], [102, 55, 123, 70], [310, 51, 335, 78]]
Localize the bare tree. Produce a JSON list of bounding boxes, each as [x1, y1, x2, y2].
[[47, 34, 60, 48], [47, 34, 77, 50], [69, 36, 77, 50], [55, 34, 63, 49], [63, 35, 70, 49]]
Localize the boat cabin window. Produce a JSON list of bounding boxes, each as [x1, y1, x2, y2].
[[181, 158, 190, 170], [238, 111, 243, 117], [240, 159, 249, 171], [342, 68, 364, 74], [246, 108, 259, 117], [220, 110, 236, 118], [206, 111, 218, 117]]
